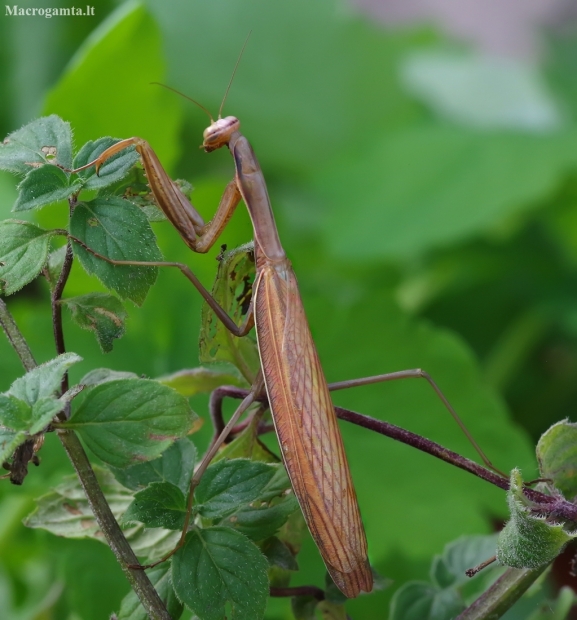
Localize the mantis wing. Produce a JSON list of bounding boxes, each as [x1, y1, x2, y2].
[[254, 261, 372, 598]]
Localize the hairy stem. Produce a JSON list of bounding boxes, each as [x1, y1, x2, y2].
[[0, 298, 36, 371], [58, 429, 173, 620], [456, 566, 548, 619]]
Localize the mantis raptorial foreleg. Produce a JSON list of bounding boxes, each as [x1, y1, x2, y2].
[[73, 137, 242, 254]]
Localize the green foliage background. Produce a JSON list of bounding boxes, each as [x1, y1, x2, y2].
[[1, 0, 577, 618]]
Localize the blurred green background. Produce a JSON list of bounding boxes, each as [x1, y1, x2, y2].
[[2, 0, 577, 618]]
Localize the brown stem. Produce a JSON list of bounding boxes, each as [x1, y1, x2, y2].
[[51, 240, 74, 400]]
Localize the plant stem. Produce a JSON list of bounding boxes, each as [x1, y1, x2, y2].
[[51, 240, 74, 397], [456, 565, 548, 619], [0, 298, 36, 371], [58, 428, 173, 620]]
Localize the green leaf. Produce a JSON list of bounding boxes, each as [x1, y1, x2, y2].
[[70, 196, 162, 305], [0, 219, 61, 294], [276, 510, 307, 564], [536, 420, 577, 500], [62, 292, 127, 353], [199, 243, 260, 382], [158, 366, 245, 397], [117, 563, 183, 620], [62, 378, 197, 467], [496, 469, 577, 569], [430, 554, 456, 590], [8, 352, 82, 405], [13, 164, 80, 211], [73, 137, 139, 191], [104, 165, 163, 219], [0, 426, 27, 462], [385, 535, 501, 620], [401, 51, 561, 131], [0, 115, 73, 175], [28, 397, 67, 433], [389, 582, 465, 620], [127, 526, 180, 564], [0, 394, 32, 431], [80, 368, 139, 386], [266, 510, 308, 591], [24, 467, 133, 539], [234, 498, 300, 541], [222, 489, 298, 542], [171, 526, 269, 620], [196, 459, 297, 541], [111, 438, 196, 493], [24, 466, 180, 563], [196, 459, 288, 520], [45, 245, 67, 287], [122, 481, 186, 530], [0, 387, 75, 459]]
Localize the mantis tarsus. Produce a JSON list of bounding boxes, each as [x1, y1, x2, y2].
[[70, 85, 505, 600]]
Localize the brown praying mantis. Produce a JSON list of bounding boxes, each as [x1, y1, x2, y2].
[[69, 75, 506, 600]]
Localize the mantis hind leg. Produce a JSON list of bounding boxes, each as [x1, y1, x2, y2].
[[327, 369, 507, 478]]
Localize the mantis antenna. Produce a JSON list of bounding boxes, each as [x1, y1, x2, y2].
[[217, 30, 252, 119], [150, 82, 214, 122], [150, 31, 252, 123]]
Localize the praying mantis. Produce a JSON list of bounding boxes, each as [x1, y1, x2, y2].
[[70, 75, 503, 601], [72, 113, 373, 597]]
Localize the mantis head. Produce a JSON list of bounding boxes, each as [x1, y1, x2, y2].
[[203, 116, 241, 152]]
